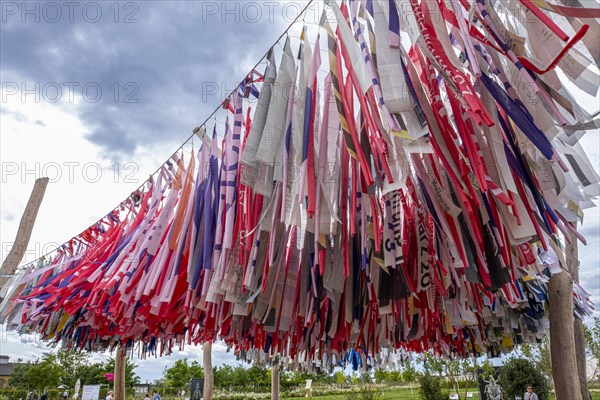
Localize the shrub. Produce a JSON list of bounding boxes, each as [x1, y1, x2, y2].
[[499, 358, 550, 400], [418, 374, 447, 400], [345, 384, 382, 400], [0, 389, 28, 400]]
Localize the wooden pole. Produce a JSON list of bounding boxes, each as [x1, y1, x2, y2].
[[548, 235, 582, 400], [203, 341, 213, 400], [0, 178, 49, 296], [567, 229, 591, 400], [114, 345, 127, 400], [575, 318, 591, 400], [271, 356, 280, 400]]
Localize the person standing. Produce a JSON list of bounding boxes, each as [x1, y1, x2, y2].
[[524, 385, 539, 400], [105, 391, 113, 400]]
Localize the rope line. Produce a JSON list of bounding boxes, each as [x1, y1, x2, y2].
[[13, 0, 318, 271]]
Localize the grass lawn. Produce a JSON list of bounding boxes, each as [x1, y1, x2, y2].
[[282, 387, 480, 399], [281, 388, 600, 400]]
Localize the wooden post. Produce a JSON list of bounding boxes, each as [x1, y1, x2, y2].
[[203, 341, 213, 400], [549, 234, 582, 400], [575, 318, 591, 400], [567, 229, 591, 400], [114, 345, 127, 400], [0, 178, 49, 295], [271, 356, 280, 400]]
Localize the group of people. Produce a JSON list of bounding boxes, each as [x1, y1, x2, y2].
[[106, 390, 161, 400], [142, 391, 161, 400], [28, 388, 162, 400], [26, 390, 75, 400], [25, 390, 77, 400]]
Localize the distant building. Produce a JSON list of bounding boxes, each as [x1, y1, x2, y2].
[[0, 355, 15, 387]]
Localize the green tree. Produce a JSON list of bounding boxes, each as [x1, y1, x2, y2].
[[189, 361, 203, 380], [56, 349, 90, 388], [213, 365, 235, 387], [374, 369, 402, 384], [245, 365, 270, 386], [23, 353, 63, 391], [102, 357, 140, 386], [417, 373, 447, 400], [584, 317, 600, 385], [231, 366, 248, 387], [538, 337, 552, 382], [279, 370, 301, 389], [499, 358, 550, 400], [583, 318, 600, 357], [77, 362, 108, 385], [478, 359, 495, 379], [401, 362, 417, 385], [8, 361, 34, 389], [401, 360, 419, 397], [517, 338, 553, 384], [424, 354, 479, 397], [164, 359, 204, 391]]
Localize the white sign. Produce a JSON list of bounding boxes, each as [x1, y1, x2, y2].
[[81, 385, 101, 400]]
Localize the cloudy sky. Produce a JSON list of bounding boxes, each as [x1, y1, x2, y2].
[[0, 0, 598, 383]]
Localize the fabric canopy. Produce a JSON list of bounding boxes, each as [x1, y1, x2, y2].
[[1, 0, 598, 372]]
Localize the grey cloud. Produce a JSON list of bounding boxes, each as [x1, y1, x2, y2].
[[2, 109, 34, 124], [1, 1, 288, 159], [1, 212, 16, 222]]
